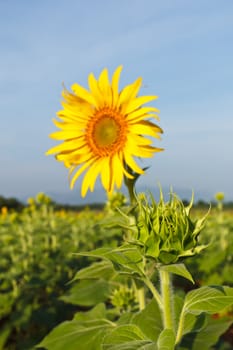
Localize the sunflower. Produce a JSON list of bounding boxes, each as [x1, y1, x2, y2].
[[46, 66, 163, 197]]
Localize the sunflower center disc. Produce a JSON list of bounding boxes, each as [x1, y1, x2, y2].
[[94, 116, 120, 148]]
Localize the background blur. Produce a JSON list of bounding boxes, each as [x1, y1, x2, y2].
[[1, 0, 233, 204]]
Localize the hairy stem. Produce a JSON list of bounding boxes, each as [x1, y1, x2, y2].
[[137, 286, 146, 310], [124, 172, 146, 310], [159, 269, 174, 330], [143, 276, 163, 309], [175, 308, 185, 344]]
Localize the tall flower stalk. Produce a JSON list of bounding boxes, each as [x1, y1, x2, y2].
[[159, 269, 174, 330]]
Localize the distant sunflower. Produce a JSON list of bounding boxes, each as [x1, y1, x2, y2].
[[46, 66, 163, 197]]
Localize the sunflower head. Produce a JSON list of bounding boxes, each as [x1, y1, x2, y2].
[[46, 66, 163, 197]]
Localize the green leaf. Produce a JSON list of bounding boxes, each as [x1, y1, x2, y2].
[[179, 316, 233, 350], [73, 303, 107, 322], [76, 246, 145, 276], [102, 324, 154, 350], [117, 312, 134, 325], [60, 279, 111, 306], [174, 295, 207, 336], [182, 312, 207, 336], [75, 247, 113, 258], [131, 299, 163, 341], [173, 295, 185, 332], [184, 285, 233, 315], [71, 260, 115, 282], [104, 247, 144, 276], [0, 326, 11, 350], [102, 342, 155, 350], [99, 211, 134, 230], [160, 264, 194, 284], [38, 319, 115, 350], [157, 329, 175, 350], [175, 287, 233, 343]]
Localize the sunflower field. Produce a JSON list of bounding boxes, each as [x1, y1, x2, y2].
[[0, 192, 232, 350], [1, 67, 233, 350]]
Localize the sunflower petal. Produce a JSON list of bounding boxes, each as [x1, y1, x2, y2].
[[124, 151, 144, 175], [70, 158, 94, 190], [52, 118, 87, 131], [62, 89, 89, 106], [71, 83, 97, 106], [100, 158, 111, 192], [88, 73, 104, 106], [111, 65, 122, 105], [46, 140, 79, 155], [56, 146, 91, 165], [132, 145, 164, 158], [98, 68, 112, 105], [127, 107, 160, 121], [112, 154, 124, 188], [125, 95, 158, 115], [118, 77, 142, 108], [49, 130, 84, 140], [81, 157, 102, 196], [130, 120, 163, 138]]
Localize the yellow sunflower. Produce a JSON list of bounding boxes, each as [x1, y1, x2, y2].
[[46, 66, 163, 197]]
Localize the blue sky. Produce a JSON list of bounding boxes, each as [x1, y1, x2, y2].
[[1, 0, 233, 203]]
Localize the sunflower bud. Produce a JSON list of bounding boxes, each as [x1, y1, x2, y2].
[[133, 190, 208, 264], [105, 191, 127, 212], [110, 285, 137, 312]]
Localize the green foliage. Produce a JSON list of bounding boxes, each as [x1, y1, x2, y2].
[[131, 299, 163, 341], [38, 304, 115, 350], [160, 264, 194, 284], [0, 195, 121, 349], [182, 286, 233, 315], [76, 246, 145, 276], [60, 279, 112, 306], [1, 192, 233, 350], [179, 316, 233, 350], [185, 208, 233, 287], [39, 212, 233, 350]]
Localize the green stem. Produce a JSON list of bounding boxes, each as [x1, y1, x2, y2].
[[124, 176, 137, 205], [159, 269, 174, 330], [143, 276, 163, 309], [137, 286, 146, 310], [124, 172, 145, 310], [175, 308, 185, 344]]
